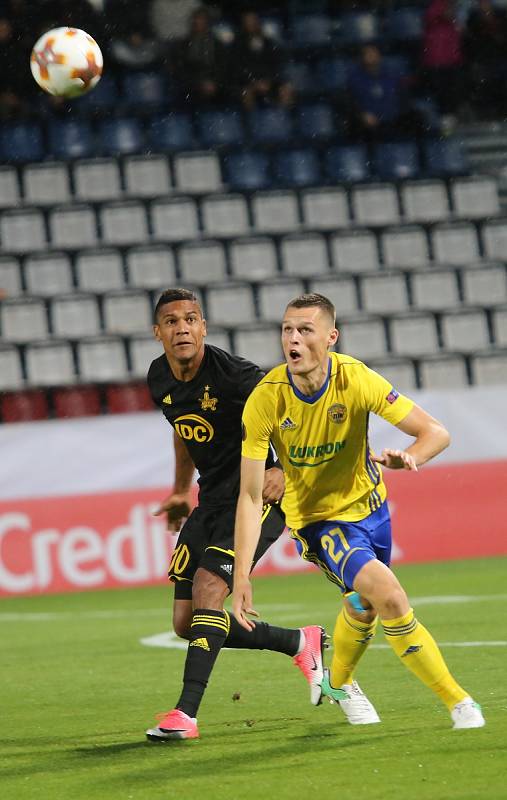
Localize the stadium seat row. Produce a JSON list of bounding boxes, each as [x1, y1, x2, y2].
[[0, 107, 460, 168], [3, 343, 506, 424], [0, 382, 154, 423], [0, 146, 474, 211], [1, 280, 506, 352], [268, 9, 424, 49], [2, 220, 507, 299], [1, 318, 506, 395], [0, 184, 501, 255], [1, 264, 506, 336], [34, 51, 416, 114], [208, 9, 424, 50], [2, 106, 349, 161], [283, 52, 413, 94], [31, 54, 412, 117]]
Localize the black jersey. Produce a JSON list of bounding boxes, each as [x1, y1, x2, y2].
[[148, 345, 272, 506]]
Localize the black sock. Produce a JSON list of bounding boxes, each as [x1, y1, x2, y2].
[[223, 612, 301, 657], [176, 608, 229, 719]]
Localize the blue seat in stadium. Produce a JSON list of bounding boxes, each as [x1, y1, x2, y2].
[[411, 98, 442, 134], [75, 73, 119, 112], [385, 8, 424, 44], [383, 55, 411, 81], [0, 122, 44, 162], [48, 119, 94, 159], [291, 14, 332, 48], [249, 108, 293, 145], [315, 57, 350, 93], [423, 139, 469, 177], [283, 62, 314, 94], [196, 110, 244, 148], [325, 145, 370, 183], [99, 118, 144, 156], [296, 103, 336, 141], [148, 113, 194, 151], [224, 152, 271, 190], [122, 71, 168, 110], [373, 142, 420, 180], [337, 12, 380, 47], [274, 148, 321, 187]]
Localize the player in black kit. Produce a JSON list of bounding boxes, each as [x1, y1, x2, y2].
[[145, 288, 326, 741]]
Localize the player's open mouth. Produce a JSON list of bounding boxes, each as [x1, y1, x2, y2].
[[289, 350, 302, 362]]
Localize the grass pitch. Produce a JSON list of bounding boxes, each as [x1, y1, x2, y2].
[[1, 556, 506, 800]]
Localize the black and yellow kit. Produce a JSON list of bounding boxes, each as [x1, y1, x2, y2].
[[148, 344, 285, 597]]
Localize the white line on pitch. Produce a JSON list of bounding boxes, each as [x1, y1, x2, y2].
[[411, 593, 507, 606], [138, 631, 507, 650]]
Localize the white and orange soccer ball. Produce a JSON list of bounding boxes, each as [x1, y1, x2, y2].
[[30, 27, 103, 98]]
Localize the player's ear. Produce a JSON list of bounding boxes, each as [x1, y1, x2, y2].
[[202, 317, 207, 337], [328, 327, 339, 348], [153, 323, 161, 341]]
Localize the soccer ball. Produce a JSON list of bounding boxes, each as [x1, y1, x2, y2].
[[30, 27, 103, 98]]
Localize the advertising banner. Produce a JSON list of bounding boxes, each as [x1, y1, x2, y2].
[[1, 386, 506, 596], [1, 459, 506, 596]]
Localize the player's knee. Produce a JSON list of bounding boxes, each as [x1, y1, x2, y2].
[[172, 607, 192, 639], [173, 618, 191, 639], [344, 594, 377, 623], [351, 606, 377, 624], [379, 587, 409, 619], [364, 605, 377, 624], [192, 567, 228, 608]]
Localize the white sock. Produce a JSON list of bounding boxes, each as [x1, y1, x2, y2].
[[296, 629, 306, 655]]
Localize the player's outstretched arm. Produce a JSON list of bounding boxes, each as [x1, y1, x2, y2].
[[372, 404, 450, 470], [153, 430, 195, 532], [233, 457, 266, 630]]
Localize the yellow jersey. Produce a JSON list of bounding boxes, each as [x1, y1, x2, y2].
[[241, 351, 414, 529]]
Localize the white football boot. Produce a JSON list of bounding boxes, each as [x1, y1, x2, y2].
[[451, 697, 485, 729], [321, 670, 380, 724]]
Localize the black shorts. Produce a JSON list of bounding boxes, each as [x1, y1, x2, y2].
[[168, 502, 286, 600]]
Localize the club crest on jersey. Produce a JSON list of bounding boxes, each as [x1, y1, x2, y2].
[[280, 416, 297, 431], [198, 385, 218, 411], [327, 404, 347, 424]]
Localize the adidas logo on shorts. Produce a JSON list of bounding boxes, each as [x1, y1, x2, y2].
[[220, 563, 233, 575]]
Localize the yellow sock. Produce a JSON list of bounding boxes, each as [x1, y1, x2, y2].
[[382, 608, 468, 709], [331, 606, 378, 687]]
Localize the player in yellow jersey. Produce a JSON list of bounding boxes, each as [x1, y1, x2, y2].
[[233, 293, 485, 730]]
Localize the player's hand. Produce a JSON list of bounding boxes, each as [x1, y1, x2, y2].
[[371, 449, 418, 471], [262, 467, 285, 504], [232, 575, 258, 631], [153, 492, 192, 532]]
